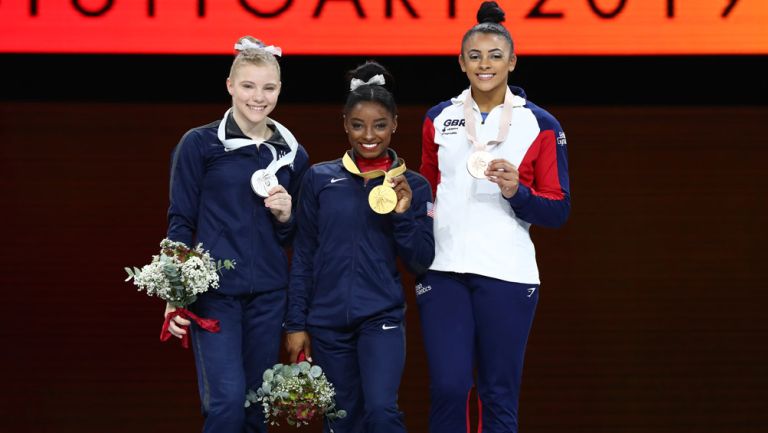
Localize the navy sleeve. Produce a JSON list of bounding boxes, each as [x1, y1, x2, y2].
[[166, 130, 205, 246], [285, 168, 318, 332], [389, 172, 435, 276], [273, 144, 310, 246]]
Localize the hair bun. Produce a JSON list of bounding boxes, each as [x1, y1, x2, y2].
[[477, 1, 505, 24]]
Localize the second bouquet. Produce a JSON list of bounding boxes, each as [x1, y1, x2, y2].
[[245, 358, 346, 429]]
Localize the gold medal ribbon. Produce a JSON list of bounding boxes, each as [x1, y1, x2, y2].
[[342, 151, 407, 214]]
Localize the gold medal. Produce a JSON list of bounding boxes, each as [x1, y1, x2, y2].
[[342, 151, 407, 214], [368, 185, 398, 214]]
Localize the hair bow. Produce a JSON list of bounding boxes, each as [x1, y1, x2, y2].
[[234, 40, 283, 57], [350, 74, 386, 91]]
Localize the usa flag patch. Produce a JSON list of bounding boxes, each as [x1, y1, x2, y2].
[[426, 202, 435, 218]]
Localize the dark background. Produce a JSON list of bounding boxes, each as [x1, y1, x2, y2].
[[3, 54, 767, 105], [1, 53, 767, 433]]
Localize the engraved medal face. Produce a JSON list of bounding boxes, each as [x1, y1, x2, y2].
[[368, 185, 398, 214], [467, 150, 494, 179], [251, 169, 278, 197]]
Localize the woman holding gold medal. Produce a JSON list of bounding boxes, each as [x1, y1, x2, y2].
[[164, 36, 310, 433], [418, 2, 571, 433], [285, 61, 434, 433]]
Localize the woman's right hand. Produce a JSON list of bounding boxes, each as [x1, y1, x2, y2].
[[164, 303, 191, 339], [391, 174, 412, 214], [264, 185, 293, 223], [285, 331, 313, 363]]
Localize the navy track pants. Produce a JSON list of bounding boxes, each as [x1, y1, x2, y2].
[[416, 271, 539, 433], [309, 314, 408, 433], [190, 289, 286, 433]]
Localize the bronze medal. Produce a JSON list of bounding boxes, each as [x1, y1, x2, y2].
[[467, 150, 494, 179]]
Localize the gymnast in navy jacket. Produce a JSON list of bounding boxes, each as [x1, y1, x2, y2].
[[284, 61, 434, 433], [164, 36, 310, 433]]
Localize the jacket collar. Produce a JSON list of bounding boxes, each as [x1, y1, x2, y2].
[[217, 108, 298, 152], [451, 85, 527, 111]]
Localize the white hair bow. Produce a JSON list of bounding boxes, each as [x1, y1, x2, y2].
[[234, 40, 283, 57], [350, 74, 386, 91]]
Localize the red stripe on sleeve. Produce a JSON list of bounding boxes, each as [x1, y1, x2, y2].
[[420, 116, 440, 198], [517, 129, 564, 200]]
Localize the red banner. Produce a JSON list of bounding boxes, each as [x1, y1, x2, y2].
[[1, 0, 766, 55]]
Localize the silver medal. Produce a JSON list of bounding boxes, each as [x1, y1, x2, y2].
[[251, 169, 278, 197]]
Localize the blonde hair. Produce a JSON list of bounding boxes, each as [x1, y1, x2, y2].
[[229, 35, 281, 79]]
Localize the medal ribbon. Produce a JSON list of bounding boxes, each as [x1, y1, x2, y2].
[[463, 87, 515, 152], [342, 151, 407, 184], [217, 108, 298, 176], [261, 141, 297, 177], [217, 107, 265, 151]]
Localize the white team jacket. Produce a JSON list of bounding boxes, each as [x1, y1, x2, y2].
[[420, 86, 571, 284]]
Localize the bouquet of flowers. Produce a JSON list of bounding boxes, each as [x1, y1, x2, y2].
[[245, 359, 346, 429], [125, 238, 235, 348]]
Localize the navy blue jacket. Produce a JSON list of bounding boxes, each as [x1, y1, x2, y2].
[[167, 118, 310, 296], [286, 151, 435, 330]]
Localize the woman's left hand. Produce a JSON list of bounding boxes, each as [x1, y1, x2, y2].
[[390, 175, 412, 214], [485, 159, 520, 199], [264, 185, 292, 223]]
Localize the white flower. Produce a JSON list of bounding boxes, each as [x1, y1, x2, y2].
[[133, 261, 171, 298], [126, 238, 233, 307], [181, 256, 219, 295]]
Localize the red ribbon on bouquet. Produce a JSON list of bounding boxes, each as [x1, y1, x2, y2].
[[160, 308, 220, 349]]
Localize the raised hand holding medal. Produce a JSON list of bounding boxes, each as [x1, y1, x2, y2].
[[248, 143, 296, 222], [217, 109, 299, 219], [485, 158, 520, 199], [249, 141, 296, 199], [368, 172, 412, 214], [342, 151, 409, 214], [465, 86, 521, 197]]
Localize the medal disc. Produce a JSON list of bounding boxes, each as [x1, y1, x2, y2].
[[251, 170, 278, 197], [368, 185, 398, 214], [467, 151, 494, 179]]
